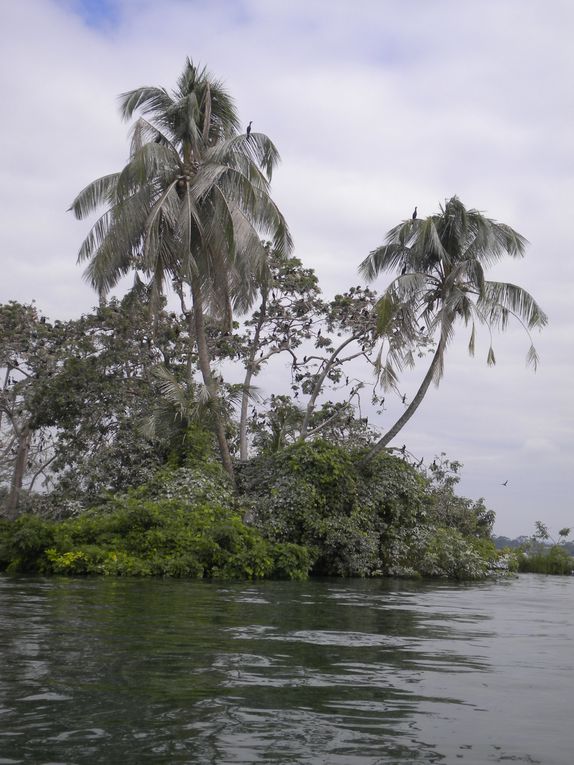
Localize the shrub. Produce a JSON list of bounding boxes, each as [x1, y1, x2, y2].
[[411, 527, 489, 580], [0, 498, 312, 581], [237, 440, 429, 577]]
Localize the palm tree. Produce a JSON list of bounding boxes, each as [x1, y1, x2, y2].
[[359, 196, 547, 463], [69, 59, 292, 482]]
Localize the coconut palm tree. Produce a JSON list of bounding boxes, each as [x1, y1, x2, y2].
[[359, 196, 547, 463], [69, 58, 292, 482]]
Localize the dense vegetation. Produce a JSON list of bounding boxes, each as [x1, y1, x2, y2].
[[0, 442, 499, 580], [512, 523, 574, 575], [1, 59, 549, 580]]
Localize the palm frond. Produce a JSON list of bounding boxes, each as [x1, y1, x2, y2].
[[374, 292, 398, 335], [68, 173, 120, 219], [377, 359, 400, 392], [468, 322, 476, 356], [526, 343, 540, 371], [480, 281, 548, 330], [487, 345, 496, 366], [119, 86, 174, 122], [116, 143, 179, 200], [359, 243, 406, 280]]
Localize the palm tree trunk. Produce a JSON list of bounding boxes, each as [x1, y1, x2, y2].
[[189, 279, 236, 487], [361, 336, 446, 466]]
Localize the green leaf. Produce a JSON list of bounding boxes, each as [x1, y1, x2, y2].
[[374, 293, 397, 335]]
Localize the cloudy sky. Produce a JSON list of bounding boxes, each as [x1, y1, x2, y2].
[[1, 0, 572, 537]]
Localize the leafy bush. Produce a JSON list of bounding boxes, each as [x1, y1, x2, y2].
[[0, 452, 500, 582], [237, 440, 429, 576], [0, 515, 56, 572], [414, 527, 489, 580], [0, 495, 312, 580]]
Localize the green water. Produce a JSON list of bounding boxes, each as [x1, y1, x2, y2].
[[0, 574, 572, 764]]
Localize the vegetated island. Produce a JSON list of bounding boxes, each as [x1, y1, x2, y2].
[[3, 58, 563, 581]]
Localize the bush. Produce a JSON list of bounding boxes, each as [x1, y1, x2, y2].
[[414, 527, 489, 580], [0, 498, 312, 581], [237, 440, 429, 577]]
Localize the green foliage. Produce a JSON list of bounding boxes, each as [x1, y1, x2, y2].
[[0, 515, 55, 573], [514, 522, 574, 575], [424, 455, 495, 538], [0, 469, 312, 580], [237, 440, 429, 577], [414, 527, 490, 580], [516, 545, 574, 575]]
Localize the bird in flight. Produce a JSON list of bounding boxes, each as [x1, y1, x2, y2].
[[246, 121, 253, 138], [412, 206, 417, 220], [501, 480, 508, 486]]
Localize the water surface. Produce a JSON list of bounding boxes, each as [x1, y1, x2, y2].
[[0, 574, 572, 764]]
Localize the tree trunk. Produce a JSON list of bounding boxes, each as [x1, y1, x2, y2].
[[239, 295, 266, 461], [6, 424, 32, 519], [239, 366, 254, 462], [190, 279, 236, 487], [360, 337, 446, 466]]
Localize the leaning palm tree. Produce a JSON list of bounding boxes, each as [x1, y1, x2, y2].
[[69, 59, 292, 482], [359, 196, 547, 463]]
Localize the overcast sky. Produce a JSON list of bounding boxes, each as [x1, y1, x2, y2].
[[1, 0, 572, 537]]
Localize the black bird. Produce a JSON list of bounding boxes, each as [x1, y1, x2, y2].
[[401, 393, 407, 404], [246, 121, 253, 138], [412, 206, 417, 220], [501, 480, 508, 486]]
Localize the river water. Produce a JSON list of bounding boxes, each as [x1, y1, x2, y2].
[[0, 574, 572, 764]]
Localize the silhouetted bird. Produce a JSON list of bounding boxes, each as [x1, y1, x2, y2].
[[412, 206, 417, 220], [501, 480, 508, 486], [401, 394, 407, 404], [246, 121, 253, 138]]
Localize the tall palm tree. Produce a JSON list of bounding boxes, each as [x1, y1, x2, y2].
[[359, 196, 547, 463], [69, 59, 292, 482]]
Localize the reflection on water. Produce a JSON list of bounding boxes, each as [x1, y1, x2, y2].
[[0, 575, 572, 764]]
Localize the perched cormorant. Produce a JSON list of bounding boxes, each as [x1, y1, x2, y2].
[[412, 206, 417, 220], [246, 121, 253, 138]]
